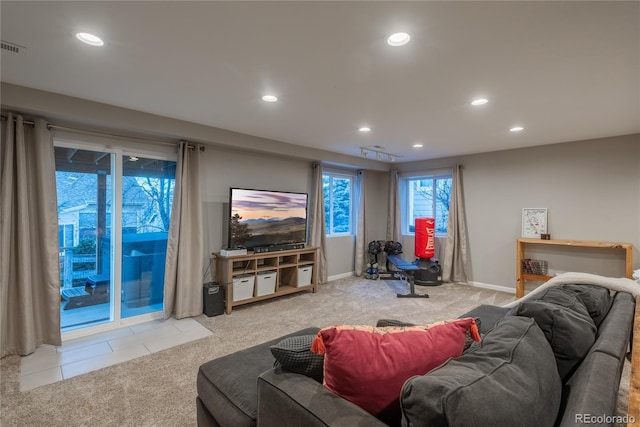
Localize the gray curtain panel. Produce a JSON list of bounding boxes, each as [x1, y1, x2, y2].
[[164, 141, 204, 319], [443, 164, 469, 283], [354, 170, 366, 276], [1, 113, 62, 357], [386, 169, 401, 242], [309, 164, 327, 284]]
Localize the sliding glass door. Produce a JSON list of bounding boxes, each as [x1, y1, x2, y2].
[[55, 143, 175, 332], [56, 146, 114, 330], [120, 155, 175, 318]]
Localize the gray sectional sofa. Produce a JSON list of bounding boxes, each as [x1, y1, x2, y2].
[[196, 280, 639, 427]]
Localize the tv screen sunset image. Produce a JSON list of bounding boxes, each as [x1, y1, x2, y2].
[[229, 189, 307, 249]]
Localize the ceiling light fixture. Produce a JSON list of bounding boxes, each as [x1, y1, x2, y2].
[[471, 98, 488, 106], [387, 32, 411, 47], [413, 143, 423, 148], [361, 147, 401, 162], [262, 95, 278, 102], [358, 126, 371, 132], [510, 126, 524, 132], [76, 32, 104, 47]]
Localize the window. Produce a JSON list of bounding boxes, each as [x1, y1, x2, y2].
[[403, 175, 452, 235], [323, 172, 353, 235], [58, 223, 75, 248]]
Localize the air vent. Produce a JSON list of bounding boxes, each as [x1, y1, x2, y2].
[[1, 41, 26, 54]]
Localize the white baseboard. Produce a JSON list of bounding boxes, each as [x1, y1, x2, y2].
[[467, 281, 516, 294], [328, 272, 354, 282]]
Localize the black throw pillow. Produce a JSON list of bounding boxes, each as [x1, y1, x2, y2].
[[375, 319, 415, 327], [510, 288, 597, 380], [556, 284, 613, 327], [270, 334, 324, 383]]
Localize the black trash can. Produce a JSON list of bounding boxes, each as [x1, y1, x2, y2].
[[203, 282, 225, 317]]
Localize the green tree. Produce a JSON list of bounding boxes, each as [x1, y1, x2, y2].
[[229, 213, 252, 247], [323, 175, 351, 233], [73, 238, 96, 254]]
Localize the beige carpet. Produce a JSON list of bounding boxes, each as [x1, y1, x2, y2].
[[0, 276, 631, 426]]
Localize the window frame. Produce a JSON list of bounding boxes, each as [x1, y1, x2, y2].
[[322, 170, 355, 236], [58, 223, 76, 248], [400, 171, 453, 236]]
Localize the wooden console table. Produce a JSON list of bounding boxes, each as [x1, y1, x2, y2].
[[516, 238, 633, 298], [213, 246, 318, 314]]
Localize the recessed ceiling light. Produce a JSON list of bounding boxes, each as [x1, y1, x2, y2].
[[413, 143, 423, 148], [359, 126, 371, 132], [510, 126, 524, 132], [76, 32, 104, 47], [471, 98, 489, 106], [387, 32, 411, 47], [262, 95, 278, 102]]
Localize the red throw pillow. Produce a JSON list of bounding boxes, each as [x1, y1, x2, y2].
[[311, 318, 480, 425]]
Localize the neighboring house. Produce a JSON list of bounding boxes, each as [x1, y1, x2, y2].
[[56, 171, 173, 290], [56, 171, 168, 249]]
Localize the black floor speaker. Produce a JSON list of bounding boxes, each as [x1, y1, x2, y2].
[[203, 282, 225, 317]]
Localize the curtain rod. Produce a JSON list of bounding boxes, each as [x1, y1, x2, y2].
[[1, 114, 35, 127], [1, 113, 204, 150]]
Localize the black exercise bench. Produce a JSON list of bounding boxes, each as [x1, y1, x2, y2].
[[386, 255, 429, 299]]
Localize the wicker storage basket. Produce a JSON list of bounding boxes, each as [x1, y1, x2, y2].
[[521, 259, 548, 275]]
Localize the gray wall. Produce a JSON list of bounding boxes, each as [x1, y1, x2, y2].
[[200, 146, 311, 254], [198, 146, 360, 280], [3, 83, 638, 290], [396, 134, 640, 290], [1, 83, 376, 281]]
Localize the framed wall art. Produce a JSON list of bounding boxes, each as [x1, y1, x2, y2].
[[522, 208, 547, 238]]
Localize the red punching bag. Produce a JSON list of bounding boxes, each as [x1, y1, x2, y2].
[[415, 217, 435, 259]]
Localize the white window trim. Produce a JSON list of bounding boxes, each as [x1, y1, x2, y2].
[[58, 222, 76, 248], [400, 169, 453, 237]]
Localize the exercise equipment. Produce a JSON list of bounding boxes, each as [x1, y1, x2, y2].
[[413, 217, 443, 286], [386, 254, 430, 298], [365, 240, 383, 279], [386, 217, 443, 297], [365, 240, 404, 280]]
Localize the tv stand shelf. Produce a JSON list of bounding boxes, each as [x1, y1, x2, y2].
[[213, 247, 318, 314], [516, 238, 633, 298]]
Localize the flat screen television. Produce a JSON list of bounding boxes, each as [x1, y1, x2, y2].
[[228, 188, 308, 250]]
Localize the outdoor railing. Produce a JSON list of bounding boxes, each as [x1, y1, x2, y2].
[[60, 248, 97, 288]]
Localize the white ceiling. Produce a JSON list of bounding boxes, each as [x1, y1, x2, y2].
[[1, 1, 638, 163]]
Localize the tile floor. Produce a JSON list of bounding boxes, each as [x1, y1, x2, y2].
[[20, 317, 212, 392]]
